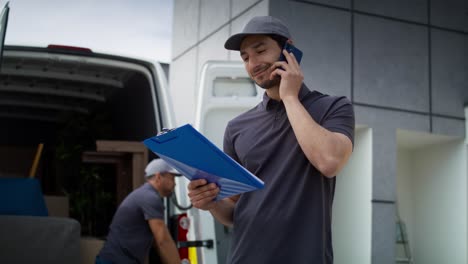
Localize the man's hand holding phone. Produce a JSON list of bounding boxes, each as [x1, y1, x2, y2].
[[278, 42, 303, 64], [270, 43, 304, 101]]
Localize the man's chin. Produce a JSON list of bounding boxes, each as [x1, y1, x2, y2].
[[256, 76, 280, 89]]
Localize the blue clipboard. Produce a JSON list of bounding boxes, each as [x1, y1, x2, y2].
[[143, 124, 264, 200]]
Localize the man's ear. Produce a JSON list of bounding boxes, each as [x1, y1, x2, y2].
[[287, 39, 293, 45]]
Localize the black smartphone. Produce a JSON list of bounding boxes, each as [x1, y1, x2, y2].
[[278, 42, 303, 64]]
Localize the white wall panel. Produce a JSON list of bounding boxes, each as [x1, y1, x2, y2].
[[333, 127, 372, 264], [169, 49, 198, 125], [197, 25, 230, 97], [397, 131, 467, 264]]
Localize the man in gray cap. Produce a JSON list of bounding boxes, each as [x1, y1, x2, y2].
[[97, 159, 181, 264], [188, 16, 355, 263]]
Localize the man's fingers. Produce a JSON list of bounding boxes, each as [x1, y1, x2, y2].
[[187, 179, 207, 190], [191, 190, 219, 207], [193, 184, 219, 199], [188, 182, 219, 209], [282, 49, 300, 68], [187, 181, 219, 201], [271, 61, 288, 71], [188, 181, 217, 194]]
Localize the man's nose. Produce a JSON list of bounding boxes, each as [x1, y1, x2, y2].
[[247, 55, 259, 70]]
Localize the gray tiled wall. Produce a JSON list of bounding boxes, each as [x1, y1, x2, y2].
[[199, 0, 230, 40], [372, 203, 396, 264], [431, 0, 468, 32], [231, 0, 261, 18], [432, 116, 466, 137], [354, 0, 428, 23], [172, 0, 200, 59], [301, 0, 351, 9], [431, 29, 468, 118], [354, 14, 429, 112]]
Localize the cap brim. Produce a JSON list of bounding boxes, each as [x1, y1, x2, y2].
[[224, 33, 252, 51], [168, 169, 182, 176]]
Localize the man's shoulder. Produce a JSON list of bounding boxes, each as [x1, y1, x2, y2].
[[124, 184, 159, 203], [301, 88, 354, 125], [302, 88, 351, 107]]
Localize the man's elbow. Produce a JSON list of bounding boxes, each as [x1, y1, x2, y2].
[[318, 165, 338, 178], [223, 221, 234, 228], [316, 156, 341, 178], [214, 217, 234, 228]]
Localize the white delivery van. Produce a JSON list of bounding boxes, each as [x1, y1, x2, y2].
[[0, 3, 263, 263], [0, 3, 182, 263]]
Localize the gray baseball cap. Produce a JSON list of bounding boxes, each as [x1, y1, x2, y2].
[[224, 16, 291, 51], [145, 159, 181, 178]]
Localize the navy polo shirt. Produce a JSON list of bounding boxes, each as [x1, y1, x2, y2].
[[223, 84, 355, 264], [98, 183, 165, 264]]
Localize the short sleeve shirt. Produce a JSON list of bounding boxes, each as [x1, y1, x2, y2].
[[223, 84, 355, 264], [98, 183, 164, 264]]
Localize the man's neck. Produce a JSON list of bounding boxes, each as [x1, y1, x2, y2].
[[265, 86, 281, 101], [147, 180, 160, 193]]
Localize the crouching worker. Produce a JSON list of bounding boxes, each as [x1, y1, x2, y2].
[[96, 159, 182, 264]]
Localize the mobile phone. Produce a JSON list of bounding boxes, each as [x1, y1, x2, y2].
[[278, 42, 303, 64]]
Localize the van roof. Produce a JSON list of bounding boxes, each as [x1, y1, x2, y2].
[[0, 45, 165, 123]]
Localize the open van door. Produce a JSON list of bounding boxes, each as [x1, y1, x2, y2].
[[0, 2, 9, 69], [181, 60, 262, 264]]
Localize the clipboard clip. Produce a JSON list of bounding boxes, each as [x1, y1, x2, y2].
[[157, 127, 175, 136], [154, 127, 178, 143]]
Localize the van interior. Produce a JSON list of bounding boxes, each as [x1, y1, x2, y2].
[[0, 45, 167, 237]]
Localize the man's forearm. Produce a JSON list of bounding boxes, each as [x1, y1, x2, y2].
[[209, 198, 236, 227], [149, 219, 181, 264], [282, 96, 352, 177], [155, 237, 181, 264]]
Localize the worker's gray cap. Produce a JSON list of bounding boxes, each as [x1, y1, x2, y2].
[[145, 159, 181, 177], [224, 16, 291, 51]]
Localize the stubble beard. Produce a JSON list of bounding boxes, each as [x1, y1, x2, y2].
[[255, 75, 280, 90]]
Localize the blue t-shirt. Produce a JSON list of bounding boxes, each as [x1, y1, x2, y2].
[[98, 183, 164, 264], [223, 85, 355, 264]]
